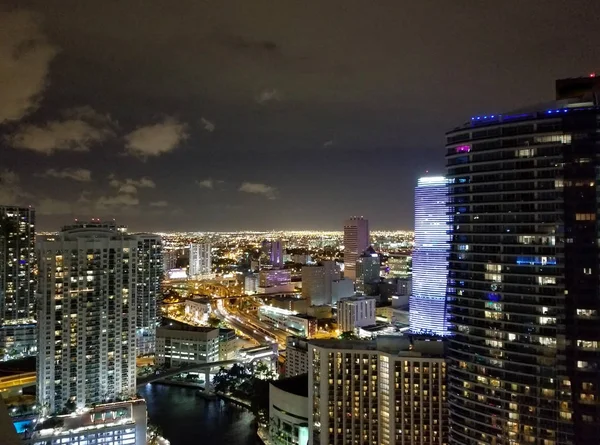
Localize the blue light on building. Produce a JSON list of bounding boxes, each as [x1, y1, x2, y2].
[[409, 176, 450, 336]]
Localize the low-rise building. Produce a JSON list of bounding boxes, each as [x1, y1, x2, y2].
[[285, 336, 309, 378], [184, 297, 212, 322], [306, 305, 333, 319], [156, 325, 220, 367], [270, 296, 307, 313], [376, 305, 394, 323], [21, 399, 147, 445], [259, 306, 317, 338], [219, 328, 238, 361], [269, 374, 309, 445], [338, 295, 376, 333]]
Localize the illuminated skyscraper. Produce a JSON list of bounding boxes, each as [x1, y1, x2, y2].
[[343, 217, 369, 281], [446, 76, 600, 444], [189, 242, 212, 279], [262, 239, 284, 267], [409, 176, 449, 336], [0, 206, 36, 360]]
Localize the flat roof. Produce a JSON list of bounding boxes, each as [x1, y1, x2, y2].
[[271, 374, 308, 398]]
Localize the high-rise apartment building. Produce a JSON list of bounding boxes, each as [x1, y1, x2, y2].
[[355, 246, 380, 294], [37, 222, 138, 413], [301, 261, 340, 305], [285, 335, 309, 378], [410, 176, 450, 337], [135, 234, 162, 355], [0, 206, 36, 360], [446, 76, 600, 444], [189, 242, 212, 279], [309, 337, 447, 445], [338, 295, 376, 332], [343, 217, 369, 281]]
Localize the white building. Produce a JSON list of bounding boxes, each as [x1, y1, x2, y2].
[[135, 234, 163, 356], [184, 297, 212, 323], [285, 336, 309, 378], [155, 325, 220, 367], [37, 222, 138, 413], [301, 261, 340, 306], [331, 278, 354, 304], [189, 242, 212, 279], [244, 273, 259, 294], [308, 337, 447, 445], [22, 399, 147, 445], [338, 296, 376, 333], [343, 217, 369, 281], [269, 375, 309, 445]]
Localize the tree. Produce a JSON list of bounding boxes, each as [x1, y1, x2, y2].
[[339, 331, 358, 340], [148, 423, 162, 445]]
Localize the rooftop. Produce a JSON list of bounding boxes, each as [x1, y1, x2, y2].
[[309, 336, 445, 357], [271, 374, 308, 398]]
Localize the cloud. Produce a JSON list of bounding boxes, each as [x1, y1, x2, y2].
[[108, 176, 155, 194], [36, 198, 74, 215], [256, 88, 282, 104], [124, 118, 189, 158], [200, 117, 215, 132], [0, 10, 59, 123], [149, 200, 168, 207], [0, 170, 30, 205], [38, 168, 92, 182], [196, 178, 214, 189], [239, 182, 277, 199], [96, 194, 140, 209], [323, 140, 334, 148], [6, 107, 116, 154], [217, 34, 279, 54]]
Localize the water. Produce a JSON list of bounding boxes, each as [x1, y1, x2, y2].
[[139, 384, 259, 445]]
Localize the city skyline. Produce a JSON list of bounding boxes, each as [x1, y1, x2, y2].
[[1, 1, 599, 231]]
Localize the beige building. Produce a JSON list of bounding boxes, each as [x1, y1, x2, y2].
[[156, 325, 220, 367]]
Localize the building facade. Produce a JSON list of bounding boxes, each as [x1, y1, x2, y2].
[[37, 222, 138, 413], [189, 242, 212, 279], [285, 336, 309, 378], [355, 246, 380, 294], [301, 261, 340, 306], [0, 206, 36, 360], [445, 76, 600, 444], [409, 176, 450, 337], [262, 239, 284, 268], [269, 375, 309, 445], [135, 234, 163, 355], [338, 296, 376, 332], [343, 217, 370, 281], [309, 337, 447, 445], [155, 325, 220, 367]]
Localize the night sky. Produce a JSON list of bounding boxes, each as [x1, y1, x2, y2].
[[1, 1, 599, 231]]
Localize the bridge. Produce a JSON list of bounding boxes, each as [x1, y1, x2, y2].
[[0, 372, 36, 396], [136, 359, 241, 387]]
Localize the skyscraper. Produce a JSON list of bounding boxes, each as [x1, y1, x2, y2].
[[343, 217, 369, 281], [309, 337, 447, 445], [262, 239, 284, 268], [355, 246, 380, 294], [409, 176, 450, 337], [0, 206, 36, 360], [37, 222, 138, 413], [135, 234, 163, 355], [446, 76, 600, 444], [189, 242, 212, 279]]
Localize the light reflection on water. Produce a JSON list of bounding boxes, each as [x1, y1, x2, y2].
[[138, 384, 258, 445]]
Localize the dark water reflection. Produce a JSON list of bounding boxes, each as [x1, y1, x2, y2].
[[138, 384, 258, 445]]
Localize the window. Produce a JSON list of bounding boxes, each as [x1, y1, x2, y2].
[[517, 148, 535, 158], [577, 309, 597, 318], [583, 268, 592, 275], [576, 213, 596, 221], [577, 340, 600, 350]]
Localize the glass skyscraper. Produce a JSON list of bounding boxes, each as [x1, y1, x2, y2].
[[446, 76, 600, 444], [409, 176, 450, 336]]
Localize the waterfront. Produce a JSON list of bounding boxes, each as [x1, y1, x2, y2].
[[139, 384, 258, 445]]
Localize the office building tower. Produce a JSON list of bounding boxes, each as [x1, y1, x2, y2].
[[355, 246, 380, 294], [262, 239, 284, 268], [338, 295, 376, 332], [301, 261, 340, 306], [189, 242, 212, 279], [0, 206, 36, 360], [409, 176, 450, 337], [343, 217, 369, 281], [155, 325, 220, 367], [135, 234, 162, 356], [446, 76, 600, 444], [309, 337, 447, 445], [285, 336, 309, 378], [37, 222, 137, 413]]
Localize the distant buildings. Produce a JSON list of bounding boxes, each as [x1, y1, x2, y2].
[[386, 252, 412, 278], [269, 374, 309, 445], [37, 222, 138, 413], [184, 297, 212, 322], [301, 260, 340, 305], [338, 296, 376, 333], [0, 206, 36, 360], [409, 176, 450, 337], [308, 337, 447, 445], [343, 217, 369, 281], [355, 246, 380, 294], [330, 278, 354, 304], [285, 336, 309, 378], [163, 249, 178, 271], [262, 239, 284, 268], [258, 269, 293, 293], [155, 325, 220, 367], [189, 242, 212, 279], [259, 306, 317, 338]]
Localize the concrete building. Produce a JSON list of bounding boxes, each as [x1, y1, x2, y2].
[[155, 325, 219, 367], [301, 261, 340, 306], [219, 328, 238, 361], [135, 234, 163, 355], [285, 336, 309, 378], [386, 252, 412, 278], [184, 297, 212, 322], [338, 296, 376, 333], [189, 242, 212, 279], [244, 273, 258, 294], [258, 269, 293, 293], [259, 306, 317, 338], [37, 222, 138, 413], [355, 246, 380, 294], [343, 217, 369, 281], [0, 206, 36, 360], [22, 399, 147, 445], [270, 296, 307, 313], [163, 249, 178, 271], [331, 278, 354, 304], [269, 374, 309, 445], [308, 337, 447, 445]]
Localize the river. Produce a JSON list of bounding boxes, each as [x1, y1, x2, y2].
[[138, 384, 259, 445]]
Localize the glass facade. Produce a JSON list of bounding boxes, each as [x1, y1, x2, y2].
[[446, 83, 600, 445], [410, 177, 450, 336]]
